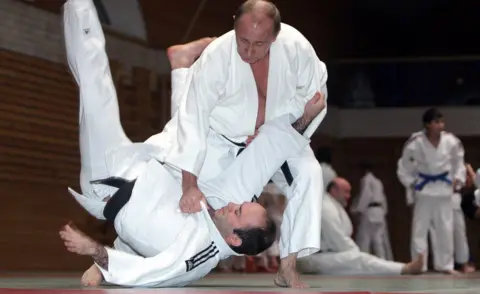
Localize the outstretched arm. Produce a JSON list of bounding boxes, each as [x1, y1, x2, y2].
[[204, 94, 325, 203]]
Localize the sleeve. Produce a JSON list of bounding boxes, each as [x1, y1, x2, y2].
[[203, 115, 310, 203], [96, 247, 188, 287], [284, 41, 329, 139], [164, 53, 227, 176], [396, 136, 418, 188], [450, 136, 466, 185], [353, 178, 372, 214], [322, 209, 358, 252]]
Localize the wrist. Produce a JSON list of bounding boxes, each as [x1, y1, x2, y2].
[[182, 170, 198, 191], [89, 242, 103, 256]]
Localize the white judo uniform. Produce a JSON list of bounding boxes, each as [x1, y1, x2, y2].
[[397, 130, 465, 272], [296, 193, 405, 275], [63, 0, 310, 287], [146, 22, 329, 259], [320, 162, 337, 190], [451, 192, 470, 265], [351, 172, 393, 260]]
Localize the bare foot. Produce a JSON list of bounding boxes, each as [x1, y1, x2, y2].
[[167, 37, 216, 69], [441, 269, 462, 275], [81, 264, 103, 287], [462, 264, 476, 273], [401, 254, 424, 275]]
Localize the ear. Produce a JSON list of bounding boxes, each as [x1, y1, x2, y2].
[[226, 233, 242, 247]]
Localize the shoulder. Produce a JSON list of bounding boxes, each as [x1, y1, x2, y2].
[[196, 31, 235, 66], [442, 131, 463, 148], [322, 195, 338, 215], [276, 23, 311, 48], [403, 131, 423, 148], [275, 23, 318, 57]]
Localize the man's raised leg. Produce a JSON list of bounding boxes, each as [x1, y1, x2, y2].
[[63, 0, 130, 198], [167, 38, 215, 115]]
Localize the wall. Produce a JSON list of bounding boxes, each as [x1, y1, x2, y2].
[[0, 0, 170, 74], [318, 106, 480, 138]]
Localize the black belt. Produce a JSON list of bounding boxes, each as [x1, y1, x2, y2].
[[368, 202, 382, 208], [91, 177, 136, 222], [222, 135, 294, 186]]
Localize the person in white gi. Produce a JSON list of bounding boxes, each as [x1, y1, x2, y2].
[[315, 146, 337, 190], [351, 162, 392, 260], [461, 163, 480, 220], [296, 178, 423, 276], [146, 0, 329, 287], [59, 0, 324, 287], [397, 108, 466, 274], [450, 163, 476, 273]]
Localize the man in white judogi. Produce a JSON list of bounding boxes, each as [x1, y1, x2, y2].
[[315, 146, 337, 190], [59, 0, 323, 287], [397, 108, 465, 274], [296, 178, 423, 276], [145, 0, 329, 287], [351, 162, 392, 260]]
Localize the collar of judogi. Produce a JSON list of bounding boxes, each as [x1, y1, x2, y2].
[[199, 201, 242, 258]]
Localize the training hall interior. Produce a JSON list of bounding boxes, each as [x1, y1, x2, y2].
[[1, 0, 480, 293]]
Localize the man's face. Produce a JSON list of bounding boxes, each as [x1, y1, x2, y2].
[[213, 202, 267, 246], [234, 13, 276, 64], [426, 118, 445, 135], [332, 184, 351, 207]]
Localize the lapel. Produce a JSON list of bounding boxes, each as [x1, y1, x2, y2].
[[234, 43, 259, 134], [265, 40, 281, 120]]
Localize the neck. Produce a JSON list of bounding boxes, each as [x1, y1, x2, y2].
[[426, 131, 440, 140]]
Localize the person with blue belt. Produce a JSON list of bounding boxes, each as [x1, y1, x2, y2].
[[397, 108, 466, 274]]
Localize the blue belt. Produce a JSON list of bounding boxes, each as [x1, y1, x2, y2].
[[414, 171, 452, 191]]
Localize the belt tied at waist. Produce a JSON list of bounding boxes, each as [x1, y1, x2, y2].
[[368, 202, 382, 208], [414, 171, 452, 191], [91, 177, 136, 222]]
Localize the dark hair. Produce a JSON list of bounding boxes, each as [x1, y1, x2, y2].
[[326, 180, 336, 193], [315, 146, 332, 164], [359, 161, 373, 172], [422, 107, 443, 125], [234, 0, 281, 36], [230, 213, 277, 255]]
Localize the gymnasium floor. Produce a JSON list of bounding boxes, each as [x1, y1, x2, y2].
[[1, 273, 480, 294]]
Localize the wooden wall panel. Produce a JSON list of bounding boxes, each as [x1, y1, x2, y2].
[[0, 49, 171, 271]]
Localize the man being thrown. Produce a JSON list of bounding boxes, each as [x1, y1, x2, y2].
[[296, 178, 423, 276], [60, 0, 325, 287], [148, 0, 329, 287]]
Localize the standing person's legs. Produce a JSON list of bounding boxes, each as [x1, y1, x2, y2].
[[63, 0, 130, 199], [355, 218, 373, 254], [371, 222, 387, 259], [453, 209, 470, 266], [411, 195, 432, 272], [431, 197, 455, 273]]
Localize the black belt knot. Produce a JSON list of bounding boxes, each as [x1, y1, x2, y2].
[[91, 177, 136, 222]]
